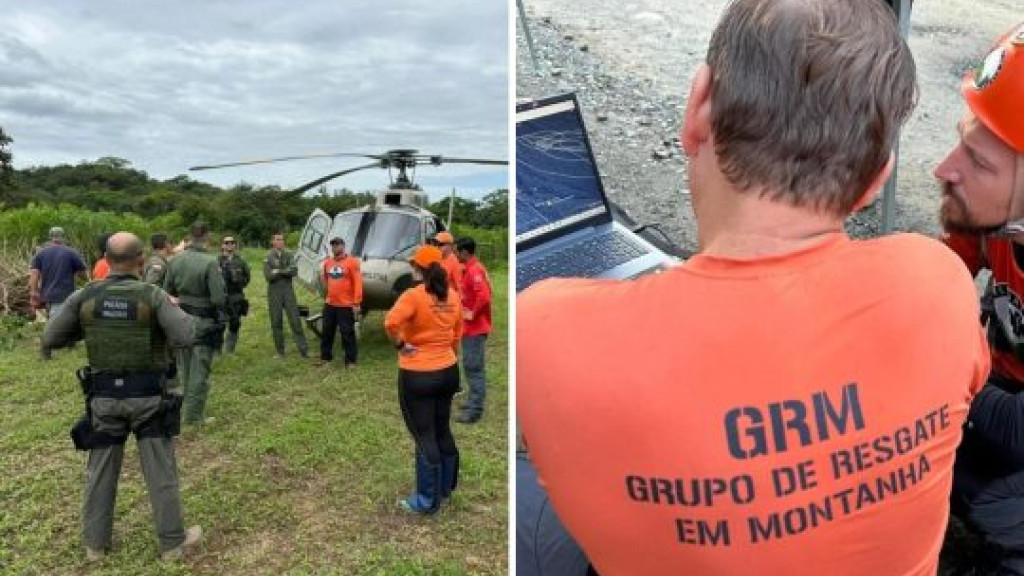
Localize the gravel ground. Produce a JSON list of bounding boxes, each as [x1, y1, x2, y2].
[[515, 0, 1018, 253]]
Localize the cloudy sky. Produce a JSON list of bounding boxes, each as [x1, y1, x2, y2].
[[0, 1, 509, 200]]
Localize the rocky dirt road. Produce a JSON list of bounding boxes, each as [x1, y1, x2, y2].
[[516, 0, 1019, 253]]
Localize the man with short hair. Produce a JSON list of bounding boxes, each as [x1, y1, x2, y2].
[[938, 22, 1024, 574], [264, 232, 309, 358], [163, 221, 226, 425], [92, 233, 112, 280], [317, 237, 362, 368], [30, 226, 88, 321], [42, 231, 202, 562], [434, 231, 462, 295], [217, 236, 251, 354], [455, 236, 491, 424], [518, 1, 988, 574], [144, 233, 174, 286]]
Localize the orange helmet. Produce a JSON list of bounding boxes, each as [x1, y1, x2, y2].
[[963, 22, 1024, 154], [409, 244, 443, 268], [433, 231, 455, 245]]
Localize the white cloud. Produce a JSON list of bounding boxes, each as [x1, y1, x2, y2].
[[0, 0, 508, 198]]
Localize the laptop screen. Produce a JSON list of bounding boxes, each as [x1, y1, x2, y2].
[[516, 95, 609, 245]]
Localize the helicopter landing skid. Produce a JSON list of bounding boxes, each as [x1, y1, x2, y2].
[[304, 312, 324, 340]]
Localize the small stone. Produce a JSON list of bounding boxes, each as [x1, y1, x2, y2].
[[580, 44, 590, 52]]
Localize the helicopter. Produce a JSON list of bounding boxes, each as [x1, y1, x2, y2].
[[189, 149, 507, 311]]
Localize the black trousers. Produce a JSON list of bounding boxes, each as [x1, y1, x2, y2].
[[398, 364, 460, 467], [320, 305, 357, 363]]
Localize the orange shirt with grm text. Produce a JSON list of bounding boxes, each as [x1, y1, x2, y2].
[[518, 233, 989, 576], [384, 284, 463, 371]]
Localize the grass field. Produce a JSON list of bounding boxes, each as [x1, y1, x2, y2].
[[0, 249, 509, 575]]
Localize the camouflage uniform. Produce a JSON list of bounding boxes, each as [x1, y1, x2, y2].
[[217, 253, 251, 353], [163, 245, 225, 424], [42, 273, 196, 555], [144, 252, 169, 286], [264, 248, 309, 357]]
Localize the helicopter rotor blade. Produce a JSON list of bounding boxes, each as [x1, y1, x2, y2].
[[286, 162, 383, 197], [429, 157, 509, 166], [189, 153, 375, 172]]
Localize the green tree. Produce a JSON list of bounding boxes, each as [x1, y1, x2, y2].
[[0, 127, 15, 205], [430, 195, 480, 228], [475, 189, 508, 228]]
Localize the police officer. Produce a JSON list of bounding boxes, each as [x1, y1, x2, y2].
[[217, 235, 251, 354], [163, 221, 226, 425], [144, 233, 174, 286], [41, 232, 202, 562], [264, 232, 309, 358]]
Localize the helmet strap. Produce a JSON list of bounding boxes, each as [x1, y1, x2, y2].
[[988, 156, 1024, 237]]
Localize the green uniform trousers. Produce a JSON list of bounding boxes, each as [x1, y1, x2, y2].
[[179, 344, 214, 424], [268, 282, 308, 356], [177, 316, 217, 423], [84, 396, 185, 553]]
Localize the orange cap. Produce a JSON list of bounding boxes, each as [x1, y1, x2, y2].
[[963, 22, 1024, 154], [410, 244, 443, 268], [434, 231, 455, 245]]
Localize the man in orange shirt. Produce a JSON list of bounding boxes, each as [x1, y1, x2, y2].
[[937, 23, 1024, 573], [517, 1, 989, 574], [434, 231, 462, 295], [92, 233, 112, 280], [317, 236, 362, 369]]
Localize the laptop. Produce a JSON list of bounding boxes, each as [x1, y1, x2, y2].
[[516, 93, 675, 293]]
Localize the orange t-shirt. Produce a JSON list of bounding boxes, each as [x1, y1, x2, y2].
[[92, 258, 109, 280], [384, 284, 462, 371], [321, 255, 362, 307], [443, 252, 463, 294], [945, 232, 1024, 383], [517, 233, 989, 576]]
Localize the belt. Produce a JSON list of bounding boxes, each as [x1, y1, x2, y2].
[[90, 370, 164, 398], [180, 302, 218, 319]]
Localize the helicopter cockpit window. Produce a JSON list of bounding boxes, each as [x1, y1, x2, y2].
[[362, 212, 422, 260], [331, 212, 363, 252], [424, 218, 437, 239]]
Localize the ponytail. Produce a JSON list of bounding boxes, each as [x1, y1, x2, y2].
[[422, 262, 449, 301]]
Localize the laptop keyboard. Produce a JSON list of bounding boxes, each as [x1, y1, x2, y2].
[[517, 231, 647, 291]]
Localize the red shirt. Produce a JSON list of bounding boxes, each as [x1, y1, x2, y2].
[[321, 254, 362, 307], [519, 233, 988, 576], [459, 256, 491, 336], [946, 232, 1024, 383]]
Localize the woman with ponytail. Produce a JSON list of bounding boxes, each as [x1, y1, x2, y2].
[[384, 244, 463, 514]]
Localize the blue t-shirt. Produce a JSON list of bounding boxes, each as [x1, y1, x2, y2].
[[31, 243, 86, 304]]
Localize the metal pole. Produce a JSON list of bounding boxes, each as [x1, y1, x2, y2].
[[517, 0, 542, 75], [881, 0, 912, 234]]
